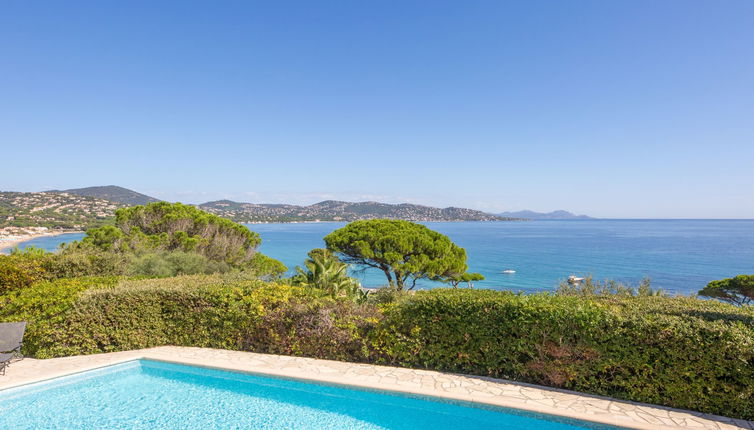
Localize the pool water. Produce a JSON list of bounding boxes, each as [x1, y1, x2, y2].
[[0, 360, 622, 429]]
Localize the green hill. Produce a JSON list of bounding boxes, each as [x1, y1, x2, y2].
[[50, 186, 161, 206]]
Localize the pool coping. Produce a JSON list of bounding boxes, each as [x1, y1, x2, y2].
[[0, 346, 751, 430]]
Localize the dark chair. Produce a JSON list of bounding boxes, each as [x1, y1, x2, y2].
[[0, 322, 27, 376]]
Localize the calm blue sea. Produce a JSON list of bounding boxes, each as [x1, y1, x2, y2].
[[250, 220, 754, 295], [3, 232, 86, 253], [8, 220, 754, 295]]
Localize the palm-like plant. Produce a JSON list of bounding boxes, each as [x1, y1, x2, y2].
[[291, 249, 362, 300]]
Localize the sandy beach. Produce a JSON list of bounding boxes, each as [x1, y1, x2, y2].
[[0, 229, 83, 253]]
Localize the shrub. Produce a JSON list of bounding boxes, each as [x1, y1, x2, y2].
[[4, 276, 752, 419], [127, 251, 231, 277], [62, 202, 287, 279], [556, 276, 665, 297], [243, 298, 380, 361], [0, 254, 47, 294], [41, 248, 131, 278], [373, 289, 754, 419], [245, 253, 287, 280], [368, 286, 412, 306], [289, 248, 362, 300], [41, 276, 260, 357], [14, 275, 379, 362], [1, 246, 131, 284], [0, 276, 122, 355], [4, 246, 283, 283], [82, 202, 262, 267]]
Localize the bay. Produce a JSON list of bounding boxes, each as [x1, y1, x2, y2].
[[2, 232, 85, 255], [9, 220, 754, 295], [251, 220, 754, 294]]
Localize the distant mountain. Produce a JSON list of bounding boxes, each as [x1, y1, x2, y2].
[[497, 210, 593, 220], [50, 186, 160, 206], [200, 200, 512, 222]]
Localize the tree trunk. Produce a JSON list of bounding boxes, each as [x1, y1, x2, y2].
[[382, 269, 394, 287], [375, 262, 394, 287], [394, 272, 404, 290]]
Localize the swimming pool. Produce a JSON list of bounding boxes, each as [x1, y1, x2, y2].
[[0, 360, 623, 429]]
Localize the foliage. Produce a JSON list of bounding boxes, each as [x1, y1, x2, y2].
[[0, 251, 48, 294], [242, 297, 380, 361], [374, 289, 754, 419], [41, 247, 131, 278], [2, 275, 752, 419], [324, 220, 470, 290], [556, 276, 666, 297], [0, 276, 122, 355], [81, 202, 263, 267], [57, 202, 287, 278], [245, 253, 288, 280], [0, 242, 285, 285], [9, 246, 47, 257], [127, 251, 231, 277], [441, 272, 485, 288], [290, 249, 362, 300], [367, 286, 412, 306], [699, 275, 754, 306], [1, 275, 378, 362]]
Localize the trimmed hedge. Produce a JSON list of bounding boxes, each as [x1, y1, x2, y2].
[[0, 254, 48, 294], [375, 290, 754, 419], [1, 278, 752, 419], [3, 275, 378, 362], [0, 276, 122, 355]]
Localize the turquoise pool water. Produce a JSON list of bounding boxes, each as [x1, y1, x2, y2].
[[0, 360, 621, 429]]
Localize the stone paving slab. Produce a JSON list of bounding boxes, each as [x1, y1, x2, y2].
[[1, 346, 751, 430]]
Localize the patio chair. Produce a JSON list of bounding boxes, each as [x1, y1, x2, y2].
[[0, 322, 27, 376]]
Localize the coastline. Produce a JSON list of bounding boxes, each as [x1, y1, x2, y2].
[[241, 219, 523, 224], [0, 230, 83, 253]]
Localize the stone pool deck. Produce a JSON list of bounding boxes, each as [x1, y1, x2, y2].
[[0, 346, 751, 430]]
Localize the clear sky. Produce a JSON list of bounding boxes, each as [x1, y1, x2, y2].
[[2, 1, 753, 218]]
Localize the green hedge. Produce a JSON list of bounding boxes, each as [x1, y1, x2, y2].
[[0, 276, 122, 355], [1, 278, 752, 419], [2, 275, 378, 362], [0, 257, 44, 295], [375, 290, 754, 419]]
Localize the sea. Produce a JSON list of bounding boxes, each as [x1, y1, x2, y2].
[[8, 220, 754, 295]]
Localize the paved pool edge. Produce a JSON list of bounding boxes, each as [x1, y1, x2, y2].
[[0, 346, 750, 430]]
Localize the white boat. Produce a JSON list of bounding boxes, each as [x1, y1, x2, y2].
[[502, 269, 516, 274], [567, 275, 585, 284]]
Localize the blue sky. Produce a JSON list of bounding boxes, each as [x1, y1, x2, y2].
[[2, 1, 753, 218]]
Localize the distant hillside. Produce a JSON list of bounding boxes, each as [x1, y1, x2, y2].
[[50, 186, 160, 206], [3, 186, 515, 226], [497, 210, 593, 220], [0, 192, 125, 229], [200, 200, 511, 222]]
